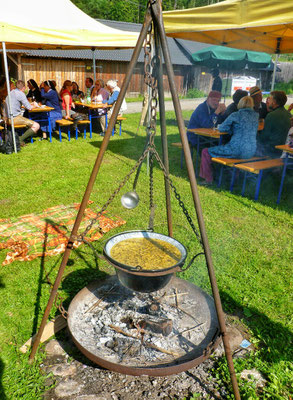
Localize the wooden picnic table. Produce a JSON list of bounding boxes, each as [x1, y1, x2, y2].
[[187, 127, 229, 139], [75, 102, 112, 136], [29, 106, 54, 142], [74, 102, 112, 110], [275, 144, 293, 204], [30, 106, 54, 113]]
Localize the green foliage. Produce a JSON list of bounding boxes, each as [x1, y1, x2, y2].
[[71, 0, 226, 23], [72, 0, 149, 23], [275, 80, 293, 94], [186, 88, 206, 98]]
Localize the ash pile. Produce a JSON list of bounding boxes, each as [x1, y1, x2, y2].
[[68, 276, 219, 373]]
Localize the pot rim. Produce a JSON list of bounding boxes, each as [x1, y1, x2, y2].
[[103, 230, 187, 275]]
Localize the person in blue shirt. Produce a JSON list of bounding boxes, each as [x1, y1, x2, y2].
[[187, 90, 226, 146], [40, 80, 62, 140]]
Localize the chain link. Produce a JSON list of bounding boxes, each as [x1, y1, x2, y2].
[[77, 145, 151, 243], [149, 146, 203, 247]]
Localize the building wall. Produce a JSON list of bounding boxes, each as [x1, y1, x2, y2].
[[275, 62, 293, 85], [20, 56, 189, 96]]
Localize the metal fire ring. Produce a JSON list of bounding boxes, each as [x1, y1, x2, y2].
[[67, 276, 221, 377]]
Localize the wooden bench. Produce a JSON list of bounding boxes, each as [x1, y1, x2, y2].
[[56, 119, 74, 142], [114, 116, 127, 136], [212, 156, 267, 189], [76, 119, 90, 139], [234, 158, 284, 200]]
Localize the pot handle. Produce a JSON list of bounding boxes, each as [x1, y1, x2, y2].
[[180, 252, 205, 272]]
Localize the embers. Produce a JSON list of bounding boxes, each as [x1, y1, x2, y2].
[[121, 315, 173, 337]]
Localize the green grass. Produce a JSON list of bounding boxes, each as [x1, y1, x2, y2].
[[0, 111, 292, 399]]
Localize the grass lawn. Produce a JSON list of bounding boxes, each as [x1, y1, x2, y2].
[[0, 110, 292, 399]]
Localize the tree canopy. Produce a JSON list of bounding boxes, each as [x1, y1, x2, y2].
[[72, 0, 223, 24]]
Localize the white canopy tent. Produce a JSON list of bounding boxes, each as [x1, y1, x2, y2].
[[1, 0, 139, 152]]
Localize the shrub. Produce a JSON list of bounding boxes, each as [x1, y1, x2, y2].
[[186, 88, 206, 98], [275, 80, 293, 94]]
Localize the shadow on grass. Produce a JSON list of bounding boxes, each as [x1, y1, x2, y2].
[[0, 277, 7, 399], [213, 171, 293, 215], [0, 358, 6, 400], [220, 290, 293, 365], [31, 219, 109, 339]]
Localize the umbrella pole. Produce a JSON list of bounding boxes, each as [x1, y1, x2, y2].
[[2, 42, 17, 154], [271, 54, 279, 91], [92, 48, 96, 83], [151, 1, 241, 399]]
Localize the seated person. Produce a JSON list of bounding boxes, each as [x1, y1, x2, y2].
[[85, 77, 94, 98], [257, 91, 291, 157], [103, 79, 127, 116], [281, 119, 293, 159], [222, 89, 248, 120], [60, 80, 75, 119], [4, 80, 40, 144], [71, 82, 84, 101], [199, 96, 258, 185], [100, 80, 126, 136], [91, 79, 109, 135], [187, 90, 226, 146], [60, 80, 83, 132], [27, 79, 42, 103], [249, 86, 268, 119], [91, 79, 109, 102], [40, 80, 62, 140]]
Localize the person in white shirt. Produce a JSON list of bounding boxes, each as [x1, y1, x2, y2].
[[5, 80, 40, 144]]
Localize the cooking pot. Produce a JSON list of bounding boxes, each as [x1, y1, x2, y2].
[[103, 230, 187, 293]]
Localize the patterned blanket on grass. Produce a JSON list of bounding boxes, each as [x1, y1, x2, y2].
[[0, 203, 126, 266]]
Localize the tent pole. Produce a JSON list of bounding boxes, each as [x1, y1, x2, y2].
[[151, 1, 241, 399], [2, 42, 17, 153], [29, 7, 153, 362], [92, 48, 96, 82], [271, 54, 279, 91]]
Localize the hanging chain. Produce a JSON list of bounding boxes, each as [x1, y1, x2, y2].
[[144, 23, 153, 88], [76, 146, 151, 243], [150, 147, 203, 247]]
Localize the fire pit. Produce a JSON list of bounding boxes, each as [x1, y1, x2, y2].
[[67, 275, 220, 376]]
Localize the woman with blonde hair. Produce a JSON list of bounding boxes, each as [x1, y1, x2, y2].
[[199, 95, 259, 185], [91, 79, 108, 102]]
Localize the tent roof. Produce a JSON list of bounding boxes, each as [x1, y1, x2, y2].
[[4, 20, 210, 66], [0, 0, 139, 49], [163, 0, 293, 54]]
